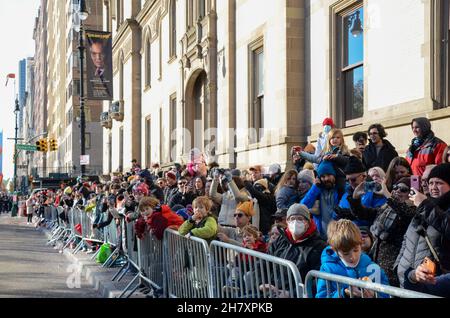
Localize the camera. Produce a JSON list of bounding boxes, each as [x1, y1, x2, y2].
[[364, 181, 382, 193]]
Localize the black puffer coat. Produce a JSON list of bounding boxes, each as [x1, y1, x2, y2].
[[395, 198, 444, 287], [423, 191, 450, 272]]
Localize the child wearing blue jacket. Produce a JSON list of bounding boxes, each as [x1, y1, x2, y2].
[[316, 219, 390, 298]]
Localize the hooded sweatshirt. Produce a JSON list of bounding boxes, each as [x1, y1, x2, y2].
[[316, 246, 390, 298]]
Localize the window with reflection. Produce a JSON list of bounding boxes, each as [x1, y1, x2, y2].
[[340, 5, 364, 124]]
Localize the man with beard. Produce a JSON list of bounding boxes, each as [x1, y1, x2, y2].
[[301, 161, 340, 238]]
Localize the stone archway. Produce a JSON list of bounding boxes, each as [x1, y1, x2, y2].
[[184, 69, 209, 154]]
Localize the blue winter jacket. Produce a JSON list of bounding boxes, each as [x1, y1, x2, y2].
[[301, 185, 340, 238], [275, 186, 300, 210], [334, 191, 387, 227], [316, 246, 390, 298]]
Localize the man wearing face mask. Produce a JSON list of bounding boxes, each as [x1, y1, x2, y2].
[[268, 204, 327, 283]]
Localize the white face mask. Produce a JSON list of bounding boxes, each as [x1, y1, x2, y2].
[[288, 220, 307, 238], [323, 125, 332, 134]]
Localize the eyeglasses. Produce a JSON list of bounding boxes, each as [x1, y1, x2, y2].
[[360, 231, 369, 237], [178, 182, 187, 185], [369, 132, 379, 136], [393, 185, 410, 193], [233, 213, 244, 218]]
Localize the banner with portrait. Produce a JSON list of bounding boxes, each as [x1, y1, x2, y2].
[[85, 30, 113, 100]]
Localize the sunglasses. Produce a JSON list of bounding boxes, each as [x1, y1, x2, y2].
[[233, 213, 245, 218], [360, 231, 369, 237], [393, 185, 410, 193], [178, 182, 187, 185]]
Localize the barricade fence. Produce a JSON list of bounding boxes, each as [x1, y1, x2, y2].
[[209, 240, 304, 298], [39, 204, 440, 299], [305, 270, 441, 299], [163, 229, 212, 298]]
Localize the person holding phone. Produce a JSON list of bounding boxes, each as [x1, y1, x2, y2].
[[396, 164, 450, 288], [347, 177, 416, 286]]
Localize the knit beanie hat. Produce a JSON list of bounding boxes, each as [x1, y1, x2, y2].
[[286, 204, 311, 222], [323, 117, 335, 127], [317, 161, 336, 177], [344, 156, 366, 175], [297, 169, 315, 185], [428, 163, 450, 187], [236, 200, 255, 217]]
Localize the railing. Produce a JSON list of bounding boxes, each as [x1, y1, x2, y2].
[[209, 240, 304, 298], [40, 205, 441, 299], [163, 229, 212, 298], [305, 270, 441, 299]]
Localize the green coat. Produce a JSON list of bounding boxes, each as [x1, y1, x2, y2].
[[178, 216, 218, 241]]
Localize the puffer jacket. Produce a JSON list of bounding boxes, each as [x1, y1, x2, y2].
[[406, 134, 447, 176], [363, 139, 398, 172], [347, 196, 416, 287], [275, 185, 299, 210], [316, 246, 390, 298], [178, 215, 218, 242], [422, 191, 450, 272], [395, 199, 443, 287]]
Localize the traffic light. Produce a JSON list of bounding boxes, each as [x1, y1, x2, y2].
[[49, 138, 58, 151], [35, 139, 48, 152]]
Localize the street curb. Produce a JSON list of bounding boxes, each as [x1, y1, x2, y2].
[[42, 228, 144, 298]]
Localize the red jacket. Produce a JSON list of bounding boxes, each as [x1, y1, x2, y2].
[[406, 136, 447, 176], [135, 205, 184, 240]]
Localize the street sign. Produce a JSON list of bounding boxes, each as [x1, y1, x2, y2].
[[80, 155, 90, 165], [16, 144, 38, 151]]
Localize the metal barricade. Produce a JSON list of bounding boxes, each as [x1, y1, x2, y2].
[[305, 270, 441, 298], [80, 209, 104, 244], [163, 229, 212, 298], [138, 233, 164, 291], [209, 240, 304, 298]]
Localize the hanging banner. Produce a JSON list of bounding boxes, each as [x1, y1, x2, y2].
[[85, 30, 113, 100]]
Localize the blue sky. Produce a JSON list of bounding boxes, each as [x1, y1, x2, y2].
[[0, 0, 40, 181]]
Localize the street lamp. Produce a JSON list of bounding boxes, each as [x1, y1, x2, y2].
[[11, 98, 20, 217], [74, 0, 89, 178], [348, 10, 363, 38]]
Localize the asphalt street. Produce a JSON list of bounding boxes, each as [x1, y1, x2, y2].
[[0, 214, 100, 298]]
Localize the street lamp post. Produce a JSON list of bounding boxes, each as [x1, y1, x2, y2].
[[75, 0, 89, 178], [11, 98, 20, 217]]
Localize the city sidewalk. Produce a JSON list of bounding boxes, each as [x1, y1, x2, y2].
[[39, 219, 149, 298], [0, 214, 99, 298], [0, 214, 148, 298]]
